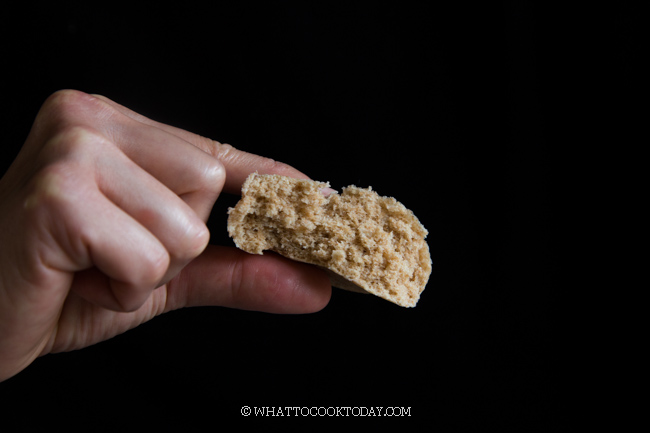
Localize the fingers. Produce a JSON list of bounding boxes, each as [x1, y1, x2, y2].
[[31, 90, 227, 221], [166, 246, 331, 314], [17, 90, 323, 313], [95, 141, 211, 286], [90, 92, 311, 193], [79, 93, 324, 312], [24, 163, 171, 312], [35, 90, 307, 203], [96, 113, 226, 221], [22, 126, 211, 312], [211, 143, 312, 194], [0, 90, 327, 382]]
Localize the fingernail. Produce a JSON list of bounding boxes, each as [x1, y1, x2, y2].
[[319, 187, 337, 197]]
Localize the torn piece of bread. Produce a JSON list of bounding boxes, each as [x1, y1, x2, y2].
[[227, 173, 432, 307]]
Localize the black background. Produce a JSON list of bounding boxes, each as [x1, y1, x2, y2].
[[0, 1, 572, 429]]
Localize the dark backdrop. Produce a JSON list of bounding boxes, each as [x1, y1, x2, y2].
[[2, 1, 562, 428]]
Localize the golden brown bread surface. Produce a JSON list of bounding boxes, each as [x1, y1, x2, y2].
[[227, 173, 432, 307]]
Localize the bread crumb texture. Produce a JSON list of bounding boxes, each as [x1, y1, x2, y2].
[[227, 173, 432, 307]]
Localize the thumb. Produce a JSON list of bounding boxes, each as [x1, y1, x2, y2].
[[165, 245, 331, 314]]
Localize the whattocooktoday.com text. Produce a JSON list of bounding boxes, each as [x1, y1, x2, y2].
[[240, 406, 411, 417]]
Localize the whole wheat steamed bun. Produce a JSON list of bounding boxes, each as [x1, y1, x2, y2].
[[227, 173, 431, 307]]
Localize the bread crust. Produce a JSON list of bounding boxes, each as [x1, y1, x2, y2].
[[227, 173, 431, 307]]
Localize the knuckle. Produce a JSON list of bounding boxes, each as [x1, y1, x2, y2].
[[22, 128, 105, 224], [210, 140, 233, 158], [42, 89, 86, 113], [210, 141, 301, 179], [36, 90, 116, 144], [40, 90, 98, 125], [196, 137, 228, 159], [43, 125, 105, 158], [23, 162, 84, 213]]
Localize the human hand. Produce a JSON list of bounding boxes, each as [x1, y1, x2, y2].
[[0, 90, 331, 381]]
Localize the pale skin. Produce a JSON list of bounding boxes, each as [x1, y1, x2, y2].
[[0, 90, 331, 381]]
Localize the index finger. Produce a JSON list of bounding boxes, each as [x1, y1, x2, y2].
[[91, 94, 311, 194]]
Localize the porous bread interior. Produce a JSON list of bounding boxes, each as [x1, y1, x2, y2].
[[227, 173, 431, 307]]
